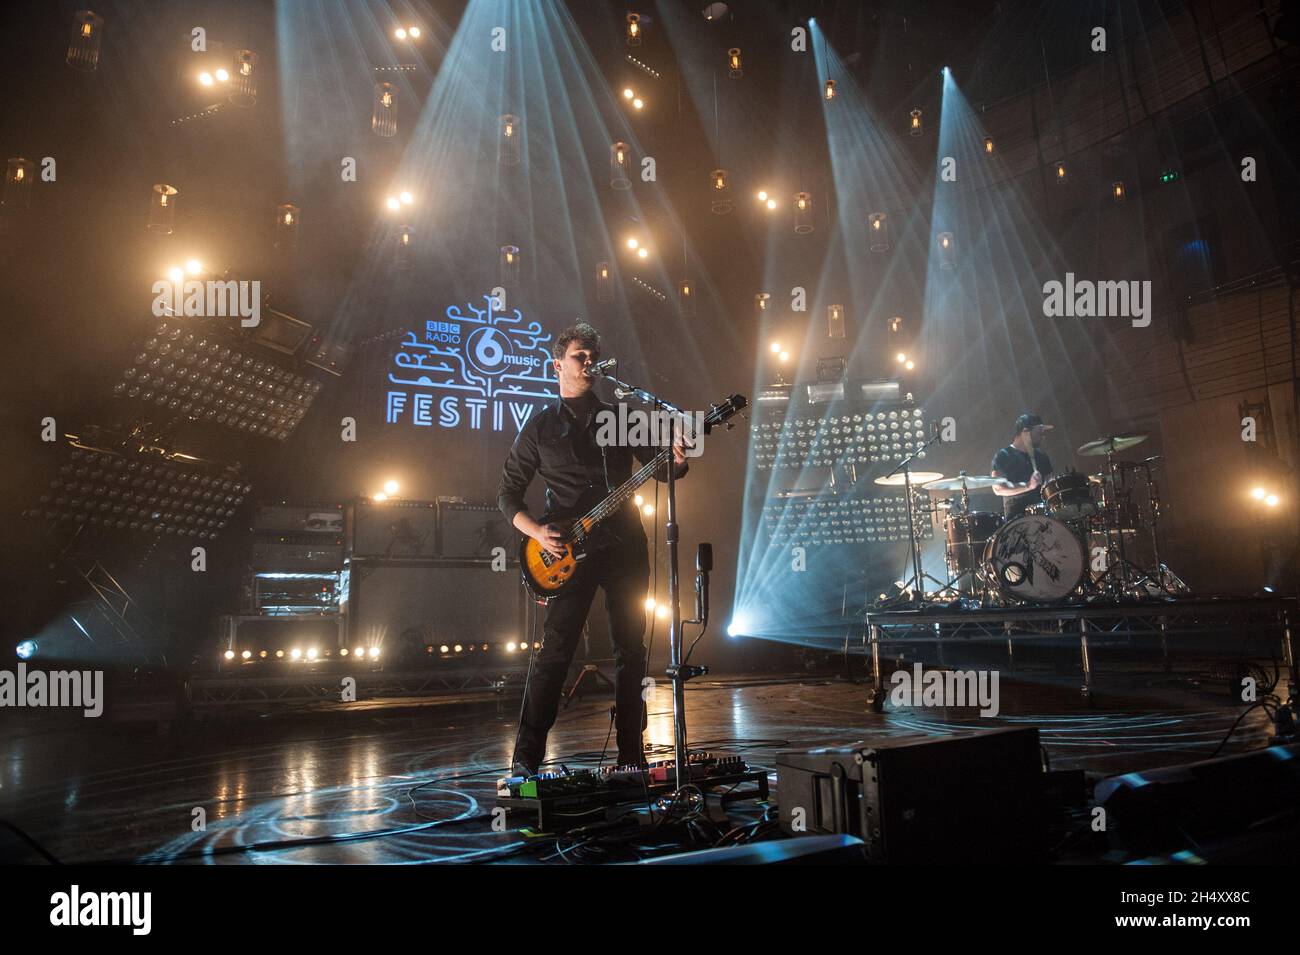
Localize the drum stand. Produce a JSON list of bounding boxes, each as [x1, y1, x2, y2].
[[940, 474, 990, 603], [886, 432, 950, 601]]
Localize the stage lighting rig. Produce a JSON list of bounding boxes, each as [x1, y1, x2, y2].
[[25, 428, 250, 541], [751, 406, 927, 471], [111, 318, 323, 441], [761, 494, 933, 548]]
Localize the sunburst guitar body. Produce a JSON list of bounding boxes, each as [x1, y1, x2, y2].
[[518, 516, 591, 602]]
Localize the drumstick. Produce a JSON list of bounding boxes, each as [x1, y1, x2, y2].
[[1024, 427, 1042, 478]]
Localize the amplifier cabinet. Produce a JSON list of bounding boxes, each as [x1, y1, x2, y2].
[[776, 727, 1045, 864], [342, 558, 526, 658], [252, 503, 344, 534], [438, 499, 519, 559], [346, 499, 439, 559], [250, 533, 343, 570]]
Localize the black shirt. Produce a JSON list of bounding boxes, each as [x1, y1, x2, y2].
[[497, 396, 686, 546], [990, 445, 1053, 518]]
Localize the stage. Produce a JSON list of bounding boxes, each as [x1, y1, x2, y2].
[[0, 653, 1289, 865]]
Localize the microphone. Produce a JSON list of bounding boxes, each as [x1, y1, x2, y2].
[[692, 543, 712, 626], [584, 358, 617, 378]]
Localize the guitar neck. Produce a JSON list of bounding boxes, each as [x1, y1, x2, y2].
[[570, 447, 672, 541]]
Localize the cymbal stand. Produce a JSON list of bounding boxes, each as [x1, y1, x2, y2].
[[885, 430, 949, 600]]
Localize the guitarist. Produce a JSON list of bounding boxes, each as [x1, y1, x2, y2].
[[990, 413, 1055, 519], [497, 322, 689, 777]]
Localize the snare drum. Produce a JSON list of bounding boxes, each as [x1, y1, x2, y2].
[[1042, 472, 1098, 521], [982, 513, 1085, 603]]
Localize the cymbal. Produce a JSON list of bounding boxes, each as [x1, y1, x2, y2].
[[1077, 432, 1149, 456], [922, 474, 1002, 491], [874, 471, 944, 487]]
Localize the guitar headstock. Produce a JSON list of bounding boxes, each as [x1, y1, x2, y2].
[[703, 393, 747, 434]]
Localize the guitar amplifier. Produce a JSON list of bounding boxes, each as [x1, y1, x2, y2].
[[439, 499, 519, 559], [346, 499, 439, 559], [776, 727, 1045, 864], [252, 502, 344, 534], [250, 532, 344, 569], [342, 559, 525, 654]]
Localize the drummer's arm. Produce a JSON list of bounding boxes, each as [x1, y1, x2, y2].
[[991, 470, 1041, 497]]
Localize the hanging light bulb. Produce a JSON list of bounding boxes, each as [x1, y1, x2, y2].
[[596, 260, 613, 303], [868, 212, 889, 252], [229, 50, 258, 107], [610, 141, 631, 190], [824, 79, 836, 101], [148, 183, 179, 235], [1112, 180, 1125, 203], [710, 168, 732, 214], [827, 304, 845, 339], [66, 10, 105, 72], [984, 136, 994, 154], [937, 231, 955, 269], [372, 83, 398, 137], [909, 108, 923, 136], [793, 191, 813, 234], [755, 292, 770, 314], [275, 203, 299, 250], [395, 225, 414, 271], [678, 278, 695, 317], [500, 245, 521, 287], [1054, 160, 1068, 183], [728, 48, 742, 78], [499, 115, 520, 166], [626, 12, 641, 46], [3, 158, 34, 210]]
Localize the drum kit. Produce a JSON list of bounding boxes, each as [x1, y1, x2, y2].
[[894, 431, 1189, 606]]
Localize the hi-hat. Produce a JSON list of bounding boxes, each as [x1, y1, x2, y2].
[[1077, 432, 1149, 456], [874, 471, 944, 486], [922, 474, 1002, 491]]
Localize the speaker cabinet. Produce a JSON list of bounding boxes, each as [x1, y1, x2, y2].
[[347, 499, 439, 559], [343, 559, 526, 654], [777, 727, 1045, 864], [439, 500, 519, 559]]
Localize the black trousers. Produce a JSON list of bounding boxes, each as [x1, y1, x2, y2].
[[514, 542, 649, 770]]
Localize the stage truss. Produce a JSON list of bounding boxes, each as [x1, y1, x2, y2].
[[860, 596, 1298, 709]]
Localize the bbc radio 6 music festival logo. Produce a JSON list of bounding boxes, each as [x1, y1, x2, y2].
[[385, 293, 557, 433]]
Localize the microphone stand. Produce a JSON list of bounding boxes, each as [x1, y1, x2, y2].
[[592, 366, 699, 793]]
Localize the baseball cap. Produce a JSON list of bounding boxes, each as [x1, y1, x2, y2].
[[1013, 413, 1055, 435]]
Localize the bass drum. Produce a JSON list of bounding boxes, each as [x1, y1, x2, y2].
[[982, 513, 1085, 603]]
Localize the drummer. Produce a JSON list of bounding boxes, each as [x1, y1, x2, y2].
[[990, 413, 1055, 519]]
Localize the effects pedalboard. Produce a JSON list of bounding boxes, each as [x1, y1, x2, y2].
[[495, 752, 769, 830], [497, 752, 748, 798]]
